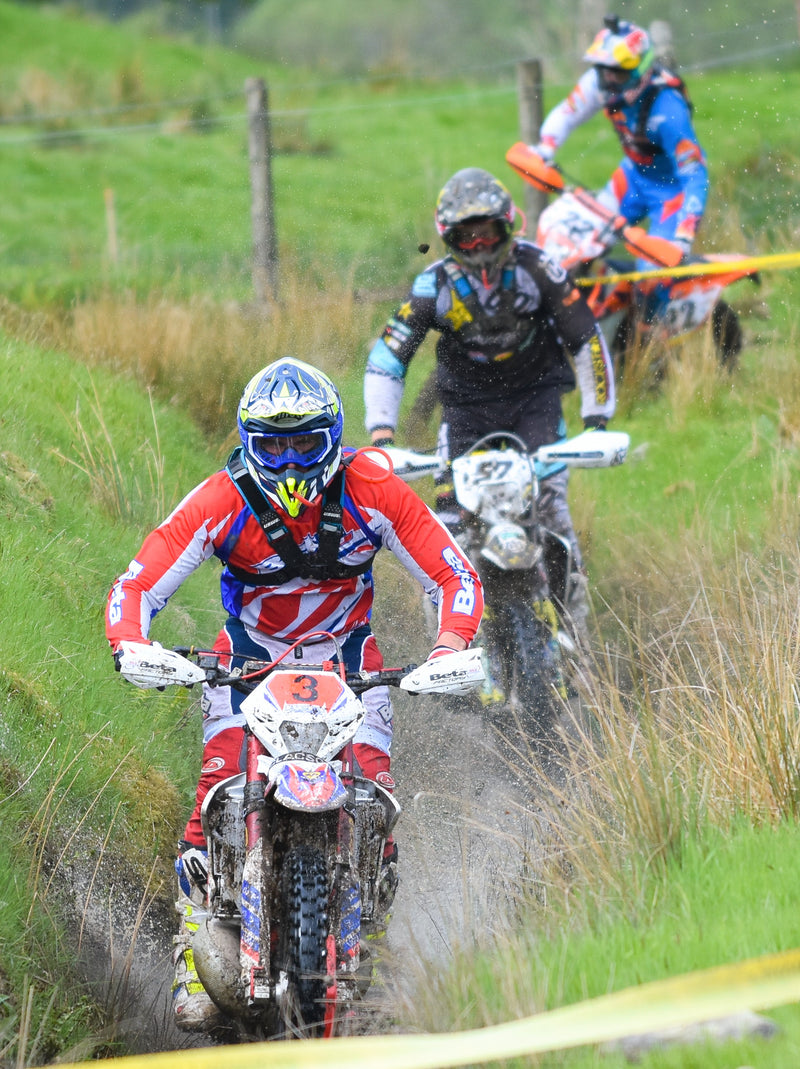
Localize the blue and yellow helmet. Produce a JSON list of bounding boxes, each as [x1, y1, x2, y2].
[[237, 358, 343, 517]]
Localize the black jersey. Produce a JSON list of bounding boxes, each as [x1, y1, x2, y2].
[[374, 241, 602, 406]]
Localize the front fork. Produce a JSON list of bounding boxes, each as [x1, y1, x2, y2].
[[240, 734, 273, 1005], [333, 741, 362, 977], [238, 735, 362, 1015]]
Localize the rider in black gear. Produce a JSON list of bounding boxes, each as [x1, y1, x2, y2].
[[363, 167, 617, 640]]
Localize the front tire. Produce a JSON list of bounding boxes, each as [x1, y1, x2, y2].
[[482, 597, 563, 743], [277, 845, 329, 1037]]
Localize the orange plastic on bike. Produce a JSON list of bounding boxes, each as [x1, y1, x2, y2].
[[505, 142, 565, 193]]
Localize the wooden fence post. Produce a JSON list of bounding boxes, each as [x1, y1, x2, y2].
[[649, 20, 677, 68], [245, 77, 278, 307], [516, 59, 547, 234], [104, 187, 118, 265]]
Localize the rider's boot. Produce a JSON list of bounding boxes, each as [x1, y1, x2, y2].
[[172, 843, 224, 1033], [375, 839, 399, 923]]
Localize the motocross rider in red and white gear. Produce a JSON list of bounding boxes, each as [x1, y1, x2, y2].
[[106, 357, 483, 1031]]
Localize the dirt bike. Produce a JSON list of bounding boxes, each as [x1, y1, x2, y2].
[[115, 636, 484, 1041], [381, 429, 629, 737], [506, 142, 760, 372]]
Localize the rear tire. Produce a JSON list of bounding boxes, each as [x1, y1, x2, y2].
[[711, 299, 742, 370]]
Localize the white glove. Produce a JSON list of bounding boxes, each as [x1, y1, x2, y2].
[[380, 446, 444, 482], [532, 139, 556, 162], [114, 641, 207, 689]]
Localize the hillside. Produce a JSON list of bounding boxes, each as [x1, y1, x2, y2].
[[74, 0, 800, 79], [1, 1, 799, 304], [2, 1, 800, 1064]]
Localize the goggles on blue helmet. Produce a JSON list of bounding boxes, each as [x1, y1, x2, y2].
[[244, 429, 334, 473]]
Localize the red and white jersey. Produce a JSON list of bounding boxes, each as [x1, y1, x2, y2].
[[106, 451, 483, 649]]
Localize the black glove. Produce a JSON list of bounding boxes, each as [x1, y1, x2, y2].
[[583, 416, 607, 431]]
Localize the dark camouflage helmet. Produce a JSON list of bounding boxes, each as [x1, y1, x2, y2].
[[434, 168, 516, 276]]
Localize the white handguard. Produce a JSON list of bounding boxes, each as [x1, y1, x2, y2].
[[379, 446, 444, 482], [400, 648, 486, 695], [116, 641, 207, 689], [534, 429, 630, 469]]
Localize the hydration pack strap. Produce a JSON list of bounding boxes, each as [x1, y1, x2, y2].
[[443, 258, 515, 303], [225, 449, 370, 585], [607, 67, 693, 156]]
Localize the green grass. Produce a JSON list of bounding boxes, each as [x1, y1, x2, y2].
[[412, 821, 800, 1067], [0, 332, 219, 821], [1, 1, 799, 302], [3, 1, 800, 1061]]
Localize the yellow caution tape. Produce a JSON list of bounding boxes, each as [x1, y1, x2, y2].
[[575, 249, 800, 286], [42, 947, 800, 1069]]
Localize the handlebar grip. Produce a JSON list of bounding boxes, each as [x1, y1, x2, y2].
[[346, 666, 418, 693]]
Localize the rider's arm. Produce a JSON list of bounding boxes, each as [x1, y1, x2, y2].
[[363, 268, 439, 443], [536, 69, 605, 157], [529, 248, 616, 426], [650, 89, 709, 248], [573, 330, 616, 427], [105, 472, 236, 650], [432, 631, 468, 652]]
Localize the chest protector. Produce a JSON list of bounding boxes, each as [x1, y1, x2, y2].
[[224, 447, 374, 586], [442, 258, 526, 353], [606, 66, 692, 163]]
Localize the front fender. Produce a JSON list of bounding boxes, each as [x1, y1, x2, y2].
[[266, 759, 348, 812]]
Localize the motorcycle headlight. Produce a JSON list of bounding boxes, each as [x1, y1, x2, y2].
[[481, 522, 541, 570]]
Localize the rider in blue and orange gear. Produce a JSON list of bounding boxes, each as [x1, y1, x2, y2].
[[533, 14, 709, 318], [106, 357, 483, 1032]]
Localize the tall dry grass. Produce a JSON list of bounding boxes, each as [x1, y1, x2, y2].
[[64, 272, 380, 439], [514, 495, 800, 940], [398, 523, 800, 1034], [0, 262, 382, 445], [387, 431, 800, 1035]]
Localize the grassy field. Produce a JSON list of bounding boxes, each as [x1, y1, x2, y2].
[[1, 0, 799, 303], [3, 1, 800, 1063]]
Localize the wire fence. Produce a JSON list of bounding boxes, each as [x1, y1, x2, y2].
[[0, 9, 797, 148]]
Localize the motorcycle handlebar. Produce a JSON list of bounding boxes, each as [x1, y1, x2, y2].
[[172, 648, 416, 695]]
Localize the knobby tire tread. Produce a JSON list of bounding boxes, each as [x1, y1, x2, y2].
[[281, 844, 328, 1035]]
